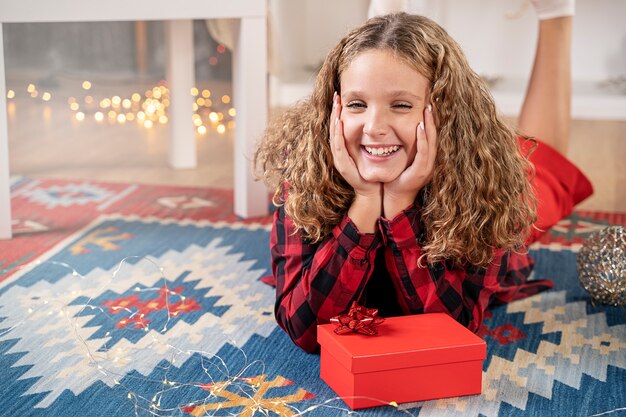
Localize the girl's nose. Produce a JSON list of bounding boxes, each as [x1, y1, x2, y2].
[[363, 109, 389, 138]]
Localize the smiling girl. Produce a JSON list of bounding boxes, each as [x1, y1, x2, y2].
[[255, 6, 592, 352]]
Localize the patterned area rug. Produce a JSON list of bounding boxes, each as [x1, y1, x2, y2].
[[1, 177, 624, 417]]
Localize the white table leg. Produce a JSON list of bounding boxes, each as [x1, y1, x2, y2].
[[166, 20, 196, 169], [0, 24, 13, 240], [233, 16, 268, 218]]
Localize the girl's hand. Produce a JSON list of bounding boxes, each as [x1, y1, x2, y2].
[[383, 104, 437, 219], [329, 92, 380, 199], [330, 92, 382, 232]]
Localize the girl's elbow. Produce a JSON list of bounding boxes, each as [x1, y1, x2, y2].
[[274, 310, 320, 353]]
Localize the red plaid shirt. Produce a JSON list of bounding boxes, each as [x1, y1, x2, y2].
[[270, 200, 553, 353]]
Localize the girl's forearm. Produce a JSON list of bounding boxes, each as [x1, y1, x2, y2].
[[348, 189, 383, 233], [383, 191, 418, 220]]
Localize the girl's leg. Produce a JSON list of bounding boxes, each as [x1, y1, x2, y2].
[[518, 16, 572, 155], [518, 4, 593, 243]]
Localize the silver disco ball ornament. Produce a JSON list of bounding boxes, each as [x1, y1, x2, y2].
[[576, 225, 626, 306]]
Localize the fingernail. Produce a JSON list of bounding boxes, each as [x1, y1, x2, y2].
[[335, 117, 339, 126], [418, 121, 424, 130], [427, 104, 432, 113]]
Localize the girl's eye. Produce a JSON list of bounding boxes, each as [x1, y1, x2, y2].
[[346, 102, 366, 109], [393, 103, 413, 109]]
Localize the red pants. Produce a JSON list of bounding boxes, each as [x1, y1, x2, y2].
[[519, 138, 594, 244]]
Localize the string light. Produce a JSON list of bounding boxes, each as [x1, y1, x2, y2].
[[9, 80, 236, 133]]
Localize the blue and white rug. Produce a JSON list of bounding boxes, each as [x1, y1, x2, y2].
[[0, 178, 624, 416]]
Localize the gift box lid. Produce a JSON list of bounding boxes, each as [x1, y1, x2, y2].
[[317, 313, 486, 374]]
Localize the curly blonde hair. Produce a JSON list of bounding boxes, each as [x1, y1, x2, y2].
[[254, 13, 536, 267]]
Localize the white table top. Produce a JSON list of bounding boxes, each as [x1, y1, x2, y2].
[[0, 0, 265, 23]]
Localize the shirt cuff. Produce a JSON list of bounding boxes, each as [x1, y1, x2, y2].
[[332, 216, 381, 260], [379, 201, 423, 249]]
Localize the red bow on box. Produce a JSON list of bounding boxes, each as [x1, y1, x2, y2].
[[330, 301, 385, 336]]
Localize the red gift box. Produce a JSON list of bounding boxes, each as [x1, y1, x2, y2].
[[317, 312, 486, 410]]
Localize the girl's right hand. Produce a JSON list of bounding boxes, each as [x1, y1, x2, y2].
[[330, 92, 382, 232], [329, 92, 380, 198]]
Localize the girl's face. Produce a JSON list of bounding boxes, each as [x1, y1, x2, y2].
[[340, 49, 430, 183]]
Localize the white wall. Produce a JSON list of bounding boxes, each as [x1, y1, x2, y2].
[[269, 0, 368, 81], [429, 0, 626, 82]]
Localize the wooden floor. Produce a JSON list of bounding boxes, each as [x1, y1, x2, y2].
[[6, 75, 626, 212]]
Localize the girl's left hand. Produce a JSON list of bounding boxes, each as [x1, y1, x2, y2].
[[383, 105, 437, 217]]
